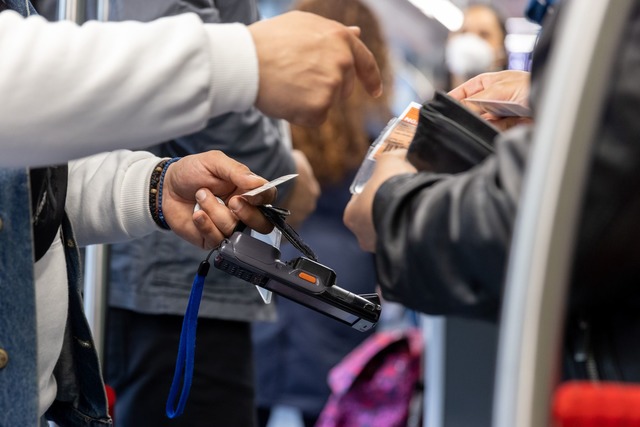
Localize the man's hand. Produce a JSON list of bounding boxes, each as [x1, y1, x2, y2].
[[344, 150, 417, 252], [249, 11, 383, 127], [449, 70, 532, 131], [160, 151, 276, 249], [280, 150, 320, 229]]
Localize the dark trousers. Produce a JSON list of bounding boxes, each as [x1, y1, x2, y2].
[[105, 308, 256, 427]]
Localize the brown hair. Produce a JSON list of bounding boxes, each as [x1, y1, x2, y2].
[[289, 0, 393, 185]]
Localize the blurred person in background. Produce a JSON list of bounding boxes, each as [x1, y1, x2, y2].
[[446, 3, 508, 89], [101, 2, 319, 427], [251, 0, 394, 426]]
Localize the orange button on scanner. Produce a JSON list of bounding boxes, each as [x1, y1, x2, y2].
[[298, 272, 317, 284]]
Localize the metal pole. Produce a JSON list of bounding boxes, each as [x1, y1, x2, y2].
[[96, 0, 108, 22], [82, 245, 109, 360], [423, 315, 445, 427], [57, 0, 84, 23], [80, 0, 110, 360], [492, 1, 632, 427], [57, 0, 111, 362]]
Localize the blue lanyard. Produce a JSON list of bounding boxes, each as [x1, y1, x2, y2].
[[165, 258, 211, 418], [166, 206, 298, 418]]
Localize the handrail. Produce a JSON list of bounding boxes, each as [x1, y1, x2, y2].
[[82, 245, 109, 360], [81, 0, 110, 357], [492, 1, 633, 427], [66, 0, 110, 362], [57, 0, 84, 23], [96, 0, 108, 21]]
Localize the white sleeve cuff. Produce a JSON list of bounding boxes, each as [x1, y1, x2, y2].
[[119, 156, 169, 237], [202, 23, 259, 117]]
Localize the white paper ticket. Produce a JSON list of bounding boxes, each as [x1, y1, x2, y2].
[[241, 174, 299, 197]]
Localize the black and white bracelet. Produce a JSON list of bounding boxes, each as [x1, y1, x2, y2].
[[148, 157, 181, 230]]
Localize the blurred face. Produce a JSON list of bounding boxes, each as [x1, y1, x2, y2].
[[457, 6, 506, 69]]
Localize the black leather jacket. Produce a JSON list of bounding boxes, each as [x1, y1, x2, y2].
[[372, 1, 640, 381]]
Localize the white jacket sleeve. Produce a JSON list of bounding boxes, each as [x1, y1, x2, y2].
[[0, 11, 258, 168], [66, 150, 162, 246]]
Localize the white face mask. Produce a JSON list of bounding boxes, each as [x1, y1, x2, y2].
[[445, 32, 496, 79]]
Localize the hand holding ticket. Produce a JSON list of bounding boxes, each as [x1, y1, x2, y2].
[[463, 98, 532, 117], [350, 102, 422, 194], [194, 174, 298, 213]]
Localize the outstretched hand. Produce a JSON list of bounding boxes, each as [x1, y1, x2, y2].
[[160, 151, 276, 250], [449, 70, 532, 131], [249, 11, 383, 127], [344, 150, 417, 252]]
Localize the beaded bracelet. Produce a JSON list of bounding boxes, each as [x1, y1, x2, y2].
[[157, 157, 181, 230], [148, 157, 180, 230], [149, 159, 168, 229]]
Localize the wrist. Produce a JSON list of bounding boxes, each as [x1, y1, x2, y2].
[[149, 157, 181, 230]]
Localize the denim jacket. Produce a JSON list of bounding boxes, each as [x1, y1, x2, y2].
[[0, 168, 110, 426], [1, 0, 111, 418]]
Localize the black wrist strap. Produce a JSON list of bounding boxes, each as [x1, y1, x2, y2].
[[256, 205, 318, 261]]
